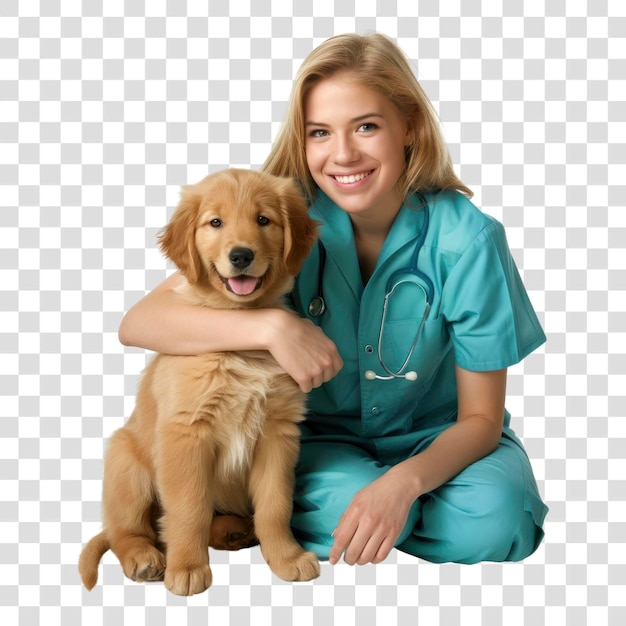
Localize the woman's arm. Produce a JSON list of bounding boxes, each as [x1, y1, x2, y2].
[[118, 272, 343, 392], [394, 366, 506, 495], [329, 366, 507, 565], [119, 272, 269, 354]]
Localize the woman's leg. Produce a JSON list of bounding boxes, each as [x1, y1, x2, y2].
[[291, 436, 423, 560], [292, 429, 547, 564], [397, 436, 548, 564]]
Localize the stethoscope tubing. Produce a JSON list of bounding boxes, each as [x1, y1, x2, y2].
[[376, 280, 430, 379], [308, 204, 432, 382], [308, 239, 327, 318]]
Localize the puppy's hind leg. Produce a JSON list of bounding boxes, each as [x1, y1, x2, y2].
[[103, 428, 165, 584], [210, 514, 258, 551]]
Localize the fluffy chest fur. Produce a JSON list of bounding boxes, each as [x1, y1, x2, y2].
[[149, 351, 305, 480]]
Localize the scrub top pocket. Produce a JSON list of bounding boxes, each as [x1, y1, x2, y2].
[[379, 316, 448, 390]]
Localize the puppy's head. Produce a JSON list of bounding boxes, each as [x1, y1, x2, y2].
[[158, 169, 318, 307]]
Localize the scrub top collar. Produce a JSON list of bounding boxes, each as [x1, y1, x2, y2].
[[376, 195, 428, 275], [309, 191, 362, 302], [309, 191, 429, 296]]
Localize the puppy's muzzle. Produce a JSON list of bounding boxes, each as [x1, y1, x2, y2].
[[222, 247, 263, 296], [229, 247, 254, 269]]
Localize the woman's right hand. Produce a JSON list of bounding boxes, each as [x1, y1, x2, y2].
[[264, 310, 343, 393]]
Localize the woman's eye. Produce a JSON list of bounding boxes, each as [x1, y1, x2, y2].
[[309, 129, 328, 138], [258, 215, 270, 226], [209, 218, 222, 228], [358, 123, 377, 132]]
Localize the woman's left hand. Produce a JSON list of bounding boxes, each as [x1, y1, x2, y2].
[[328, 467, 418, 566]]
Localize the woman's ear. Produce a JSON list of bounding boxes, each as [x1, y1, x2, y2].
[[278, 178, 319, 276], [158, 185, 205, 284], [404, 124, 416, 149]]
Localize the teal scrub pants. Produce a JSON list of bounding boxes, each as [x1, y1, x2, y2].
[[291, 425, 548, 564]]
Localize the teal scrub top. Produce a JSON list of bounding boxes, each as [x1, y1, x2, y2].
[[290, 189, 546, 446]]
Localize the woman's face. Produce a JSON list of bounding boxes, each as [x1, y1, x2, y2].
[[304, 73, 411, 227]]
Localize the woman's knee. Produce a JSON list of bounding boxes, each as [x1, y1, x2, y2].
[[292, 441, 389, 531], [407, 457, 543, 564], [442, 488, 539, 563]]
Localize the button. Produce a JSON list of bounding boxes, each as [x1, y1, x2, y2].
[[365, 345, 374, 354], [371, 407, 379, 416]]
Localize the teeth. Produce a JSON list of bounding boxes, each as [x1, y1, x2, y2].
[[334, 172, 370, 184]]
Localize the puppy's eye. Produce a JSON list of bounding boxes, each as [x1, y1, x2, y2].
[[209, 218, 222, 228], [257, 216, 270, 226]]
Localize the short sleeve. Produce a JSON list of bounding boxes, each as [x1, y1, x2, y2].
[[441, 220, 546, 371]]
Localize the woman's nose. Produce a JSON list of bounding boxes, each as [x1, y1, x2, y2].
[[332, 134, 359, 163]]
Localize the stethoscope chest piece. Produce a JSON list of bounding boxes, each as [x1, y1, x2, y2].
[[308, 296, 326, 317]]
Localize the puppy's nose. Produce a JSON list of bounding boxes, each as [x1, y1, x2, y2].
[[229, 247, 254, 269]]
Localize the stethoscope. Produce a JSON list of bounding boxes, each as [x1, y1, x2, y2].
[[308, 206, 434, 382]]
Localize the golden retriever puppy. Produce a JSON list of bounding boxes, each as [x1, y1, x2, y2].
[[79, 169, 320, 596]]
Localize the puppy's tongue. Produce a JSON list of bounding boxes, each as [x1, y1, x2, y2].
[[227, 276, 259, 296]]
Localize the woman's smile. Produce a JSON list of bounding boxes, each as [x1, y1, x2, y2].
[[332, 170, 374, 185]]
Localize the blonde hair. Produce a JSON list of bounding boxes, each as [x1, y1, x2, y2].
[[262, 32, 472, 203]]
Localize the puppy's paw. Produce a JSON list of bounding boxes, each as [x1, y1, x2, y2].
[[165, 564, 212, 596], [122, 546, 166, 583], [270, 549, 320, 582]]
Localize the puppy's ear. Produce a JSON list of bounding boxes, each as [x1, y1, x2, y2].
[[277, 178, 319, 276], [158, 185, 204, 284]]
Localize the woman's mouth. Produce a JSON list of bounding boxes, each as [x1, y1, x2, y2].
[[332, 170, 373, 184]]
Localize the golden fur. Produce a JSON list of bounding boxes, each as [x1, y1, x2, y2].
[[78, 169, 320, 596]]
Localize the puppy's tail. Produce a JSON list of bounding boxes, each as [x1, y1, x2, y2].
[[78, 531, 110, 591]]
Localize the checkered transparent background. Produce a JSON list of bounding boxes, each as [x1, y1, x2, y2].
[[1, 1, 625, 624]]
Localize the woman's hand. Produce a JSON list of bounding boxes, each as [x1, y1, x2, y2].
[[265, 310, 343, 392], [328, 466, 417, 566]]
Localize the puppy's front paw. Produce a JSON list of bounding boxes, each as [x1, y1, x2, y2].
[[165, 563, 212, 596], [270, 549, 320, 582]]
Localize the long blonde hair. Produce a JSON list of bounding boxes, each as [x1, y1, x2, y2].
[[262, 32, 472, 203]]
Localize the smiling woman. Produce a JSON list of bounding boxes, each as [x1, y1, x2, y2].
[[258, 33, 547, 566], [303, 74, 411, 235], [263, 33, 473, 207]]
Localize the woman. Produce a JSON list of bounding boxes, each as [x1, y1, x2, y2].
[[119, 33, 548, 566]]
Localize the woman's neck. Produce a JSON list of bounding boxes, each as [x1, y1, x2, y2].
[[350, 203, 402, 284], [354, 232, 384, 284]]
